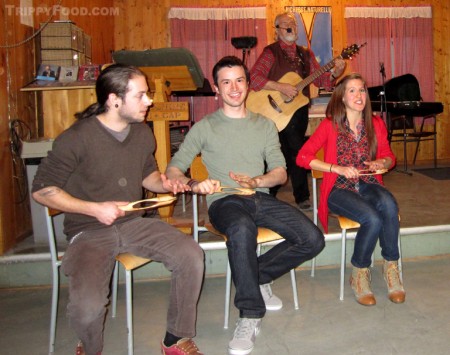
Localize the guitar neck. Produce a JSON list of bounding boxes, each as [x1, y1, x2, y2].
[[297, 55, 341, 91]]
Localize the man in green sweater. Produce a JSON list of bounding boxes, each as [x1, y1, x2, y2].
[[32, 64, 204, 355], [166, 56, 324, 355]]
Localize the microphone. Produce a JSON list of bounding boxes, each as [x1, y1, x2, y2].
[[275, 25, 293, 33]]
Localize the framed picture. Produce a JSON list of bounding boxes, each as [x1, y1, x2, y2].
[[36, 63, 60, 81], [77, 64, 101, 81], [59, 66, 79, 82]]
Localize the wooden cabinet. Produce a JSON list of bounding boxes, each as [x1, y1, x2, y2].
[[21, 81, 96, 138]]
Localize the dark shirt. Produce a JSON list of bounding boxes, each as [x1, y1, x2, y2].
[[32, 116, 157, 238]]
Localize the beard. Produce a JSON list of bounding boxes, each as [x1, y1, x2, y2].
[[284, 33, 297, 42]]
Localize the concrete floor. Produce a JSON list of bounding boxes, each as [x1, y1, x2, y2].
[[1, 161, 450, 354], [1, 255, 450, 354]]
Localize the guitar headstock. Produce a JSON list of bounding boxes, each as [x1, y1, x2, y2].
[[340, 43, 366, 60]]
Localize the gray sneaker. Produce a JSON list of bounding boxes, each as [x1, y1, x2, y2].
[[260, 283, 283, 310], [228, 318, 261, 355]]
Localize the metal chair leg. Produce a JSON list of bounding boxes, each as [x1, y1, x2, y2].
[[49, 265, 59, 354], [398, 234, 403, 283], [290, 269, 299, 310], [340, 229, 347, 301], [111, 261, 119, 318], [125, 269, 134, 355], [224, 262, 232, 329]]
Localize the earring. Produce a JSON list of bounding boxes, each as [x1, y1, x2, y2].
[[214, 93, 219, 101], [115, 103, 119, 108]]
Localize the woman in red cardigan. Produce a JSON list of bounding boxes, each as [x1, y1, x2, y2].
[[297, 73, 405, 306]]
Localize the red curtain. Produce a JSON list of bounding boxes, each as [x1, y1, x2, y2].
[[391, 17, 434, 101], [345, 7, 434, 101], [346, 18, 391, 87], [169, 7, 267, 122]]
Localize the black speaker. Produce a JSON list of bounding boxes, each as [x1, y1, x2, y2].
[[231, 36, 257, 50], [170, 125, 189, 155]]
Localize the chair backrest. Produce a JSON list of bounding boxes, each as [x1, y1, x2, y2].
[[190, 155, 209, 181], [189, 155, 209, 242]]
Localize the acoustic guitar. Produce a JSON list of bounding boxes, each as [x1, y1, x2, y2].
[[246, 43, 366, 131]]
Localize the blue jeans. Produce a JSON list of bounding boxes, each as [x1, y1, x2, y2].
[[328, 182, 400, 268], [208, 192, 324, 319]]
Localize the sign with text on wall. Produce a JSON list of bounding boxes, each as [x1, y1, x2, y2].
[[148, 102, 189, 121], [285, 6, 332, 67]]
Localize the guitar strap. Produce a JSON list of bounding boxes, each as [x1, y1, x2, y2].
[[296, 46, 311, 98]]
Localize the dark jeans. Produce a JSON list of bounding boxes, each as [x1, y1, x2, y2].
[[271, 106, 310, 203], [208, 192, 324, 319], [62, 217, 204, 355], [328, 182, 400, 268]]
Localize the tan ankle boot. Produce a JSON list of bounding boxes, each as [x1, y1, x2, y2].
[[350, 267, 376, 306], [383, 260, 405, 303]]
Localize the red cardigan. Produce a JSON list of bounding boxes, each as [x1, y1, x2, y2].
[[296, 115, 396, 233]]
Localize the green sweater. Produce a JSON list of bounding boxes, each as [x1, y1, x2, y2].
[[168, 109, 286, 206]]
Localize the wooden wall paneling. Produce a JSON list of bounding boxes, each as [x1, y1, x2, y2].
[[11, 27, 36, 249], [0, 0, 116, 254], [1, 7, 13, 255], [113, 0, 448, 164], [432, 0, 449, 162], [0, 6, 37, 253], [113, 0, 128, 51], [126, 1, 143, 50], [1, 0, 449, 254]]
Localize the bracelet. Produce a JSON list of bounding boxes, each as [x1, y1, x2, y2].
[[329, 164, 333, 173], [186, 179, 199, 188]]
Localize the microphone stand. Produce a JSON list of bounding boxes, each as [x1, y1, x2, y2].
[[379, 62, 387, 122], [379, 63, 411, 176]]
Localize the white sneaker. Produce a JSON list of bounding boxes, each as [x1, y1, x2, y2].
[[228, 318, 261, 355], [260, 283, 283, 310]]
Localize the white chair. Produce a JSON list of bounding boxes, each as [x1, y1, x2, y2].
[[45, 207, 64, 354], [310, 160, 402, 301], [112, 253, 152, 355], [45, 207, 151, 355], [190, 156, 299, 329]]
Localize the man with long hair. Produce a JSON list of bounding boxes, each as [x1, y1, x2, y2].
[[32, 64, 204, 355]]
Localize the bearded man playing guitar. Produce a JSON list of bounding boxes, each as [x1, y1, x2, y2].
[[249, 12, 346, 210]]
